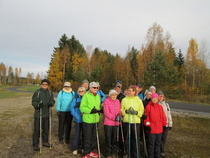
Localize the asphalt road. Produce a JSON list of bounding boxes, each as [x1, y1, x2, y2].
[[6, 86, 210, 114]]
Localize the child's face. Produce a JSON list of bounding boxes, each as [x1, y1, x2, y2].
[[152, 97, 158, 104], [110, 93, 117, 100]]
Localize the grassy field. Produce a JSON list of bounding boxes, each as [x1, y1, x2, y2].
[[0, 88, 210, 158]]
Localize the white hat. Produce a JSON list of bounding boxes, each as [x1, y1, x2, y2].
[[64, 82, 71, 87], [89, 82, 98, 89], [144, 89, 152, 95], [109, 89, 117, 96], [149, 86, 156, 91]]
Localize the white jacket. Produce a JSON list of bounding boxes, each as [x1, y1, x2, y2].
[[158, 100, 173, 127]]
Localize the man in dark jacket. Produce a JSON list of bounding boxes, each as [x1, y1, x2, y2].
[[32, 79, 55, 151]]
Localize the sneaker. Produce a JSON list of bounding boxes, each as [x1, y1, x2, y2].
[[73, 150, 78, 155], [88, 151, 99, 158], [33, 145, 40, 151], [42, 142, 51, 148], [160, 153, 166, 157], [82, 154, 92, 158]]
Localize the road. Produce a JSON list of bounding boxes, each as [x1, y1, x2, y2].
[[6, 86, 210, 115]]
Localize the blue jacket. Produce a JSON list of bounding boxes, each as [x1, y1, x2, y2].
[[56, 90, 75, 112], [138, 92, 145, 101], [70, 94, 83, 123], [97, 90, 106, 103]]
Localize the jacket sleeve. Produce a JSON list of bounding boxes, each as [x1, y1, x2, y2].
[[100, 90, 106, 103], [161, 106, 167, 126], [80, 94, 92, 114], [136, 99, 144, 118], [56, 91, 62, 111], [70, 98, 77, 117], [103, 99, 116, 121], [166, 103, 173, 127], [49, 90, 55, 106], [121, 98, 126, 116], [144, 105, 151, 126], [32, 91, 40, 109]]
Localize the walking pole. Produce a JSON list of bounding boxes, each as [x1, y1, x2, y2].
[[128, 113, 131, 158], [120, 122, 126, 155], [49, 107, 52, 149], [40, 108, 42, 153], [134, 115, 139, 158], [95, 115, 101, 158], [142, 119, 148, 157]]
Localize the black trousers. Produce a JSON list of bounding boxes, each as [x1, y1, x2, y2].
[[58, 111, 73, 142], [160, 127, 169, 154], [71, 122, 83, 151], [123, 123, 140, 158], [148, 133, 162, 158], [33, 117, 49, 146], [82, 122, 96, 155], [104, 125, 118, 156]]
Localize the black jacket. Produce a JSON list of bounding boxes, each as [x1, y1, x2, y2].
[[32, 88, 55, 118]]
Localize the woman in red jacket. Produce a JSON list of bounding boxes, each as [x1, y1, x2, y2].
[[144, 93, 167, 158]]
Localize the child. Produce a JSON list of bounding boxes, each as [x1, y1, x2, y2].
[[144, 93, 167, 158], [103, 89, 122, 158]]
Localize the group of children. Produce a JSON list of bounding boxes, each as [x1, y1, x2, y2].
[[32, 79, 173, 158]]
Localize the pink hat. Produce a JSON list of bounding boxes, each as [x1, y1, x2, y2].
[[151, 93, 158, 99]]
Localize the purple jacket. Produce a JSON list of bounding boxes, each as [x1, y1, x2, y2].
[[103, 97, 121, 126]]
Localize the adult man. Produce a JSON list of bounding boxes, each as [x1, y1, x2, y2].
[[32, 79, 55, 151]]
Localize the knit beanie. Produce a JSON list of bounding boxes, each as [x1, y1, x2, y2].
[[41, 79, 50, 85], [144, 89, 152, 95], [89, 82, 98, 89], [151, 93, 158, 99], [158, 91, 164, 96], [82, 79, 89, 84], [109, 89, 117, 96], [149, 86, 156, 91]]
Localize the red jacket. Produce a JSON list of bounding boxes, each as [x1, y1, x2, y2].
[[144, 101, 167, 134]]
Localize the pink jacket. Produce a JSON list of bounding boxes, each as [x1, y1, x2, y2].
[[103, 97, 121, 126]]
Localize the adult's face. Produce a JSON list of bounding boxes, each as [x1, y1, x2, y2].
[[41, 82, 48, 90], [110, 93, 117, 100], [151, 89, 156, 94], [64, 86, 70, 90], [128, 88, 136, 97], [90, 85, 99, 93], [151, 97, 158, 104], [114, 87, 121, 94], [158, 95, 164, 102], [78, 88, 86, 96], [82, 83, 89, 90], [146, 93, 152, 99]]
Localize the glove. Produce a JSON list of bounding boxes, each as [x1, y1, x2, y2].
[[125, 108, 132, 114], [142, 115, 147, 119], [168, 127, 172, 130], [57, 111, 61, 117], [115, 115, 123, 122], [163, 126, 167, 132], [48, 101, 54, 107], [90, 108, 99, 114], [145, 126, 151, 133], [125, 107, 138, 115], [37, 101, 43, 108]]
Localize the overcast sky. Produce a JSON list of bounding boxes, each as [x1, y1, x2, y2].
[[0, 0, 209, 77]]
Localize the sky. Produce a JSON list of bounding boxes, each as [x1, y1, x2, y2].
[[0, 0, 209, 77]]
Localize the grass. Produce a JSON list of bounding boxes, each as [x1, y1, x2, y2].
[[0, 85, 32, 98], [0, 88, 210, 158], [17, 85, 41, 92]]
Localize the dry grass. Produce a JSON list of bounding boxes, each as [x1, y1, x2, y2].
[[0, 97, 210, 158]]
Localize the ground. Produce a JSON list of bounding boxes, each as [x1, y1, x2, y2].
[[0, 96, 210, 158]]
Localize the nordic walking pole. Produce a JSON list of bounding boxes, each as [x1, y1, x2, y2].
[[49, 107, 52, 149], [128, 113, 131, 158], [40, 107, 42, 153], [95, 114, 101, 158], [120, 122, 126, 155], [134, 115, 139, 158], [142, 118, 148, 157]]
